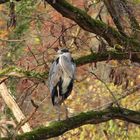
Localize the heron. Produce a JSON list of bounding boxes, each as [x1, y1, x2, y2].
[[48, 48, 76, 120]]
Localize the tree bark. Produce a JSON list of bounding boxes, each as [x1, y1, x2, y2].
[[0, 51, 140, 81], [44, 0, 140, 51], [103, 0, 126, 35], [0, 107, 140, 140], [103, 0, 140, 37], [1, 0, 140, 51], [0, 83, 32, 133]]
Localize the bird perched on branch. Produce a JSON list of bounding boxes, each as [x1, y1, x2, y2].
[[48, 48, 76, 120]]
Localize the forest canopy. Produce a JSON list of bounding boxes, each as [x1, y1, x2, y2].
[[0, 0, 140, 139]]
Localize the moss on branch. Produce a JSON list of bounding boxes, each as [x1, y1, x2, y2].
[[0, 107, 140, 140], [1, 0, 140, 50], [75, 51, 140, 65], [0, 51, 139, 81], [45, 0, 140, 51], [0, 66, 48, 81]]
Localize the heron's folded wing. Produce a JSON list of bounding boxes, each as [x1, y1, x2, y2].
[[60, 55, 76, 78], [48, 61, 62, 92]]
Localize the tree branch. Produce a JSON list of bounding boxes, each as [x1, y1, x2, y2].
[[45, 0, 140, 51], [75, 51, 140, 66], [103, 0, 126, 35], [94, 84, 140, 110], [103, 0, 140, 36], [0, 107, 140, 140], [121, 0, 140, 32], [0, 83, 32, 133], [0, 0, 9, 4], [0, 66, 48, 82], [1, 0, 140, 50], [0, 51, 140, 81]]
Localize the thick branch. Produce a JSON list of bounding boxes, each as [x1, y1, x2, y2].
[[103, 0, 140, 36], [1, 0, 140, 50], [76, 51, 140, 66], [121, 0, 140, 32], [0, 51, 140, 80], [45, 0, 140, 51], [0, 0, 8, 4], [103, 0, 126, 35], [0, 66, 48, 81], [0, 107, 140, 140], [0, 83, 32, 132]]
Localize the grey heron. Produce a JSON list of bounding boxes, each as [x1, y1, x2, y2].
[[48, 48, 76, 120]]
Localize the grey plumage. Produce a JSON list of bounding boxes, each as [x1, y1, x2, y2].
[[48, 48, 76, 106]]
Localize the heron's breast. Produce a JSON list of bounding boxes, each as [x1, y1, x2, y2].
[[61, 73, 72, 93]]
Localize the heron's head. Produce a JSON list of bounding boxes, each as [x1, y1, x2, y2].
[[57, 48, 71, 58], [57, 48, 69, 55]]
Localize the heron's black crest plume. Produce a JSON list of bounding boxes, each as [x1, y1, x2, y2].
[[60, 48, 69, 53]]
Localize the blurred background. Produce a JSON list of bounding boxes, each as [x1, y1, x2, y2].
[[0, 0, 140, 139]]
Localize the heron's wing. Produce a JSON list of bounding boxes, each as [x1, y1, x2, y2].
[[48, 60, 62, 92], [60, 55, 76, 78]]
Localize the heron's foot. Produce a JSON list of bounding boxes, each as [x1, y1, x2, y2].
[[65, 114, 69, 119], [65, 108, 69, 119], [56, 111, 62, 121], [57, 117, 61, 121]]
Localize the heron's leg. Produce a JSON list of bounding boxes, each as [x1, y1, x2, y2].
[[57, 86, 60, 99], [57, 86, 61, 102], [55, 104, 61, 121], [53, 0, 56, 4], [63, 102, 68, 119]]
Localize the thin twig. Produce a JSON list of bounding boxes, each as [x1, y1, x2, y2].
[[0, 77, 9, 84], [90, 71, 121, 108], [47, 24, 77, 49], [14, 99, 38, 134], [18, 83, 39, 107], [0, 38, 25, 42], [96, 4, 105, 20], [27, 45, 40, 65], [94, 84, 140, 111]]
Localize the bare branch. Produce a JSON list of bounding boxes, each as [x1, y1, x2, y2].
[[14, 100, 38, 133], [94, 84, 140, 110], [90, 71, 121, 108], [0, 83, 32, 133]]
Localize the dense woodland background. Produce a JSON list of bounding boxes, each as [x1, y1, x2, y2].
[[0, 0, 140, 139]]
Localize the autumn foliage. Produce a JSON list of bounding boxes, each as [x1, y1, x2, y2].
[[0, 0, 140, 139]]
